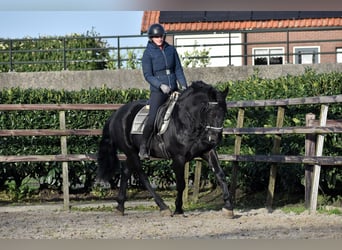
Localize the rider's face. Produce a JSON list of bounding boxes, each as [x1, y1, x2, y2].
[[151, 36, 164, 46]]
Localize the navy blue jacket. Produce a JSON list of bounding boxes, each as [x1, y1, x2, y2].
[[142, 41, 187, 92]]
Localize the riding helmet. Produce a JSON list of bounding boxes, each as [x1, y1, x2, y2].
[[147, 23, 166, 39]]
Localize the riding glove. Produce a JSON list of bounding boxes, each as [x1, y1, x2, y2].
[[160, 84, 171, 94], [180, 85, 187, 91]]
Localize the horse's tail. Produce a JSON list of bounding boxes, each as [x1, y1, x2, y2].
[[96, 117, 120, 182]]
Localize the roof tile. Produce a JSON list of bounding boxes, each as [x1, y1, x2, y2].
[[141, 11, 342, 33]]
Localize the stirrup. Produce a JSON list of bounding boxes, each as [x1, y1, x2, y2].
[[139, 145, 149, 160]]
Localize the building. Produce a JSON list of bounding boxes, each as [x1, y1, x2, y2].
[[141, 11, 342, 67]]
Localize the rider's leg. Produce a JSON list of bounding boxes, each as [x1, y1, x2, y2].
[[139, 91, 168, 159]]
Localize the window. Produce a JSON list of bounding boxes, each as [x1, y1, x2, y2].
[[253, 48, 284, 65], [174, 33, 243, 67], [337, 48, 342, 63], [293, 46, 320, 64]]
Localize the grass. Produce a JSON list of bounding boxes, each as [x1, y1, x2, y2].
[[70, 200, 342, 216], [71, 204, 115, 212], [1, 187, 341, 216], [281, 204, 342, 215], [281, 204, 307, 214], [71, 203, 162, 212]]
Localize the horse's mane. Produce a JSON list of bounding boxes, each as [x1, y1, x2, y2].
[[179, 81, 225, 104]]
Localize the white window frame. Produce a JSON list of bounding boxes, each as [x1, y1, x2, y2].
[[293, 46, 320, 64], [252, 47, 285, 65], [336, 48, 342, 63]]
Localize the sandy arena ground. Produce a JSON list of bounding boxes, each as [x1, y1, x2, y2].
[[0, 201, 341, 239]]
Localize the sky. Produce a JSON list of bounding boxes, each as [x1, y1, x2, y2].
[[0, 11, 144, 39]]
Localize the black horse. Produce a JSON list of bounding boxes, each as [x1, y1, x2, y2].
[[97, 81, 234, 217]]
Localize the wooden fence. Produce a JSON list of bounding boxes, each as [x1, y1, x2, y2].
[[0, 95, 341, 213]]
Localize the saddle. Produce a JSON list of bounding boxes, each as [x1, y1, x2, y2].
[[130, 91, 180, 135]]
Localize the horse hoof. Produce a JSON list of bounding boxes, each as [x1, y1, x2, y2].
[[114, 207, 125, 216], [160, 209, 173, 217], [173, 212, 187, 218], [222, 208, 234, 218]]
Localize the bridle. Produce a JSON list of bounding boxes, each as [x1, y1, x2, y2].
[[204, 101, 224, 133]]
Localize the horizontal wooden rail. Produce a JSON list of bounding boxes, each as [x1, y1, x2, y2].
[[0, 129, 102, 136], [1, 153, 341, 166], [0, 103, 122, 111], [225, 94, 342, 108], [0, 154, 98, 162], [223, 125, 342, 135], [219, 155, 342, 165], [0, 94, 341, 111], [1, 125, 341, 137]]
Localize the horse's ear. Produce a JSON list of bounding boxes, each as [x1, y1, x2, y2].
[[221, 86, 229, 99]]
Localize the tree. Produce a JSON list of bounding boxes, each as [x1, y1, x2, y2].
[[181, 42, 211, 68], [0, 29, 112, 72]]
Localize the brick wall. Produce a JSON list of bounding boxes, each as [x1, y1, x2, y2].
[[247, 30, 342, 65]]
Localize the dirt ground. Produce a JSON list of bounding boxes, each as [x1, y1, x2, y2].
[[0, 199, 341, 239]]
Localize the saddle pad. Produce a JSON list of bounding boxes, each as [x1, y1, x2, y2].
[[130, 105, 149, 134], [158, 95, 177, 135], [130, 92, 180, 135]]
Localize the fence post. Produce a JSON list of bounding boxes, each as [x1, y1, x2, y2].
[[117, 37, 121, 69], [9, 40, 13, 71], [63, 38, 67, 70], [59, 111, 70, 210], [310, 105, 328, 213], [231, 108, 245, 201], [266, 106, 285, 209], [183, 162, 190, 204], [192, 159, 202, 202], [305, 113, 316, 208]]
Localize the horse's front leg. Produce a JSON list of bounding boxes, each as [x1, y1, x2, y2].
[[203, 149, 234, 218], [171, 157, 186, 215]]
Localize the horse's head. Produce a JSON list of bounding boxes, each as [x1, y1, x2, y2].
[[178, 81, 229, 145]]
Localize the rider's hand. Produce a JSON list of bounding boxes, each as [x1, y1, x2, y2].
[[180, 85, 187, 91], [160, 84, 171, 94]]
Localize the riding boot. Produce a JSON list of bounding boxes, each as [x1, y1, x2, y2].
[[139, 123, 152, 160]]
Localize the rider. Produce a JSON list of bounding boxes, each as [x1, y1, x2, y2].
[[139, 23, 188, 160]]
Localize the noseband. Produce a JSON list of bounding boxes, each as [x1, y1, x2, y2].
[[205, 125, 223, 132]]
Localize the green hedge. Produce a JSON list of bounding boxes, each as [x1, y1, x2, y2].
[[0, 68, 341, 202], [0, 86, 149, 198], [216, 68, 341, 198]]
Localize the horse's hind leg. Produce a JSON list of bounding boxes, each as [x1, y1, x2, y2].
[[116, 161, 131, 215], [203, 149, 234, 218]]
